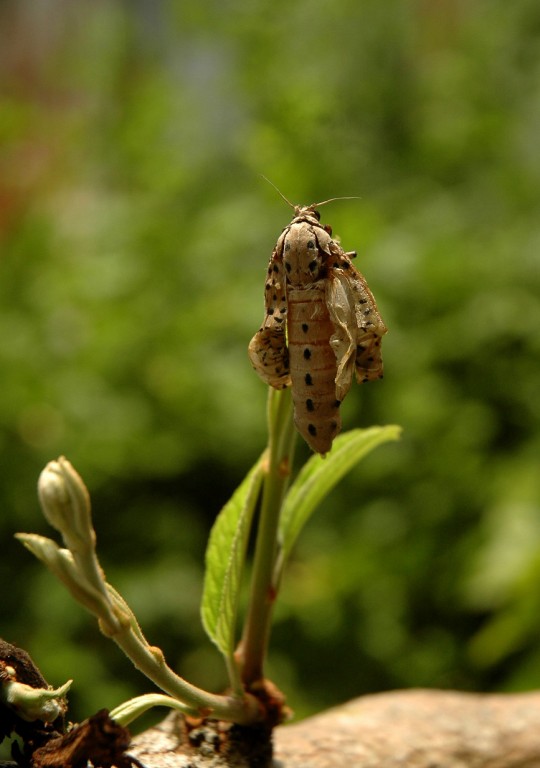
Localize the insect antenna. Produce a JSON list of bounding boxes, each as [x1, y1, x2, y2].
[[312, 195, 361, 207], [259, 175, 296, 211], [260, 175, 361, 212]]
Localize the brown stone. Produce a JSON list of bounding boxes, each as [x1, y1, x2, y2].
[[128, 689, 540, 768], [275, 689, 540, 768]]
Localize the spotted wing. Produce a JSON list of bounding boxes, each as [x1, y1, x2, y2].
[[248, 238, 291, 389], [349, 270, 386, 383]]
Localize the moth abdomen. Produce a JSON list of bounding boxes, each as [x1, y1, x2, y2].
[[287, 284, 342, 454], [290, 369, 342, 455]]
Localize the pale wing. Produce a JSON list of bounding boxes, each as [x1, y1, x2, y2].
[[328, 243, 387, 384], [248, 238, 291, 389], [325, 272, 357, 402]]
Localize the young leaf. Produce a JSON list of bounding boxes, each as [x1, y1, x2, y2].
[[110, 693, 198, 726], [201, 453, 266, 662], [276, 426, 401, 578]]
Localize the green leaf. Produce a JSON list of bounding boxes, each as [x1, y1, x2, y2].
[[110, 693, 198, 726], [201, 453, 266, 660], [276, 426, 401, 575]]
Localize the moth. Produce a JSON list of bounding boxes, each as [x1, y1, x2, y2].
[[249, 197, 387, 454]]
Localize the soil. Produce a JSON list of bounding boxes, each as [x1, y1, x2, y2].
[[128, 714, 273, 768]]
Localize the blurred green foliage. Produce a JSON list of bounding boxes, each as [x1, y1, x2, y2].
[[1, 0, 540, 729]]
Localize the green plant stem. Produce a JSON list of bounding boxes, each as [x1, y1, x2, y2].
[[238, 387, 296, 687], [106, 619, 262, 724]]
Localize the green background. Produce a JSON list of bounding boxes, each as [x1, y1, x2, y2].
[[1, 0, 540, 730]]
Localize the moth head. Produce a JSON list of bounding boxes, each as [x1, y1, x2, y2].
[[293, 205, 321, 226], [260, 176, 358, 242]]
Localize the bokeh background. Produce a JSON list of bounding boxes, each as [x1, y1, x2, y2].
[[1, 0, 540, 732]]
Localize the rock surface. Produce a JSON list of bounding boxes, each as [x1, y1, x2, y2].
[[274, 689, 540, 767], [128, 689, 540, 768]]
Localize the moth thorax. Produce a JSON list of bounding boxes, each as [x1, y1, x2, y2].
[[283, 224, 323, 286]]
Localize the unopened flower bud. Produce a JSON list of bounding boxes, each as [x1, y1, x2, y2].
[[38, 457, 94, 554]]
